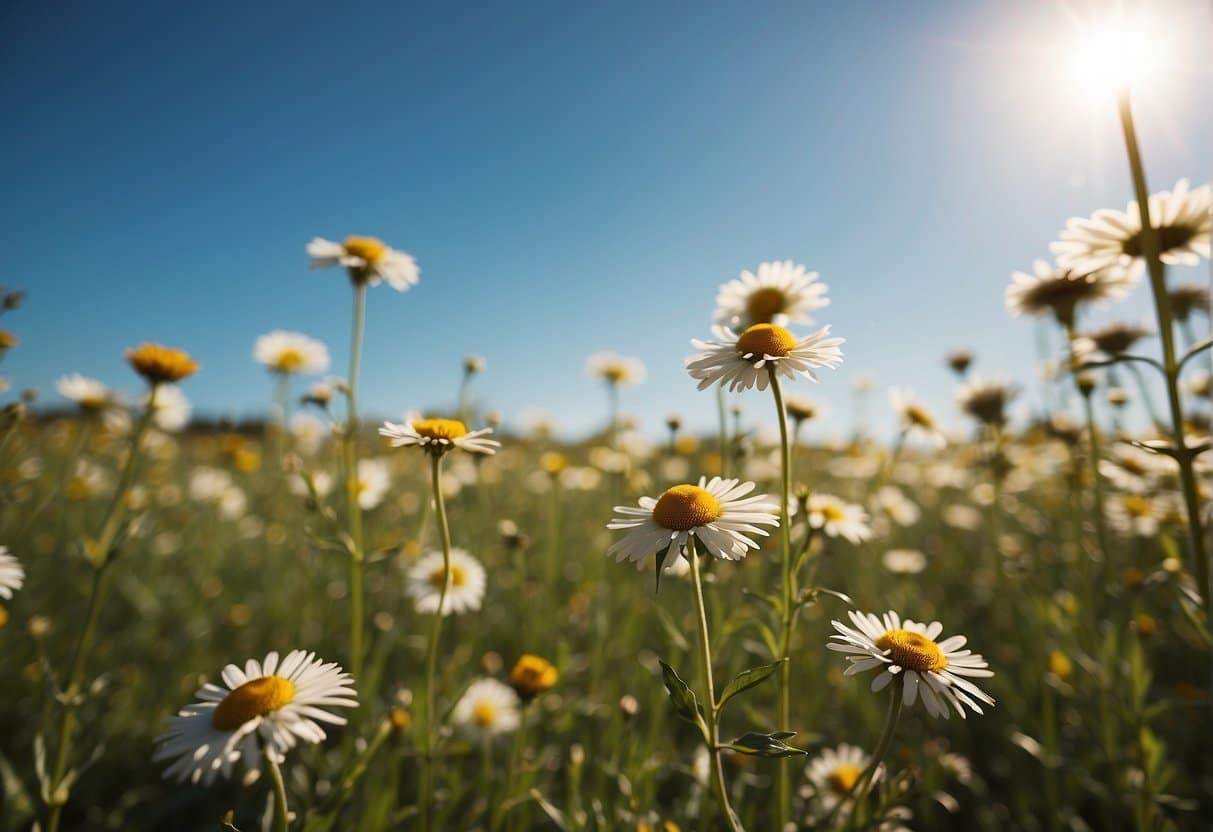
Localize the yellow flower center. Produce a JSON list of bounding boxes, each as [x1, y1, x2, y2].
[[821, 504, 845, 523], [1122, 495, 1153, 518], [273, 349, 305, 372], [510, 654, 558, 698], [905, 404, 934, 429], [413, 418, 469, 441], [827, 763, 863, 795], [428, 565, 467, 589], [126, 343, 199, 384], [745, 288, 787, 323], [735, 324, 796, 359], [342, 235, 388, 264], [212, 675, 296, 731], [652, 484, 723, 531], [473, 702, 497, 727], [875, 629, 947, 673]]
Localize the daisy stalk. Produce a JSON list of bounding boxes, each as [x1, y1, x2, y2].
[[263, 744, 290, 832], [343, 281, 368, 683], [836, 675, 904, 832]]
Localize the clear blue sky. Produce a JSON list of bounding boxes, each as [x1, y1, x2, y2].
[[3, 0, 1210, 439]]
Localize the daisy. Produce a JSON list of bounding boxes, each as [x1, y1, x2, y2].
[[1105, 493, 1163, 537], [955, 377, 1018, 427], [1075, 321, 1153, 357], [1005, 260, 1136, 328], [829, 610, 994, 719], [452, 678, 520, 740], [586, 352, 647, 386], [126, 343, 199, 385], [1051, 179, 1211, 276], [1168, 281, 1210, 322], [686, 324, 843, 393], [154, 650, 357, 785], [805, 743, 874, 819], [307, 235, 419, 291], [144, 385, 191, 432], [606, 476, 779, 564], [889, 388, 946, 448], [945, 349, 973, 376], [56, 374, 115, 414], [253, 330, 330, 375], [379, 418, 499, 457], [713, 260, 829, 330], [406, 548, 486, 616], [806, 493, 873, 544], [509, 654, 558, 702], [0, 546, 24, 599], [354, 458, 391, 510], [882, 548, 927, 575]]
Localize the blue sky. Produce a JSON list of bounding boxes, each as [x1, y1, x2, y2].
[[3, 0, 1210, 439]]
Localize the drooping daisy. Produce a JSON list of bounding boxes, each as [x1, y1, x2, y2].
[[888, 388, 946, 448], [606, 476, 779, 564], [713, 260, 830, 330], [1005, 260, 1135, 328], [0, 546, 24, 599], [452, 678, 520, 740], [1051, 179, 1211, 276], [806, 494, 873, 544], [686, 324, 843, 393], [56, 374, 115, 414], [805, 743, 874, 819], [354, 458, 391, 510], [406, 548, 486, 616], [586, 352, 647, 386], [154, 650, 357, 785], [379, 418, 499, 457], [829, 610, 994, 719], [307, 235, 419, 291], [955, 377, 1018, 428], [253, 331, 331, 375]]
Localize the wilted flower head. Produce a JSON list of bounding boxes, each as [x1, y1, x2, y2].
[[126, 343, 199, 385]]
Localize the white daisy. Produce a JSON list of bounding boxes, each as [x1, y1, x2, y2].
[[606, 476, 779, 564], [888, 388, 946, 448], [829, 610, 994, 719], [154, 650, 357, 785], [807, 494, 873, 544], [882, 548, 927, 575], [1052, 179, 1211, 276], [253, 330, 331, 375], [307, 235, 419, 292], [1006, 259, 1136, 327], [379, 418, 499, 456], [1105, 493, 1164, 537], [805, 743, 874, 819], [354, 458, 391, 510], [0, 546, 24, 599], [56, 374, 115, 413], [713, 260, 830, 330], [586, 352, 646, 386], [686, 323, 844, 393], [145, 385, 191, 432], [406, 548, 486, 616], [452, 678, 520, 740]]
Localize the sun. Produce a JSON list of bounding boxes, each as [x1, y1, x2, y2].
[[1067, 18, 1166, 100]]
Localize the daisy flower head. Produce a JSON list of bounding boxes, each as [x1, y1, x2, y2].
[[56, 374, 115, 414], [354, 458, 390, 510], [1052, 179, 1211, 276], [0, 546, 24, 599], [1077, 320, 1153, 357], [453, 678, 520, 740], [686, 324, 843, 393], [1006, 260, 1136, 328], [955, 377, 1019, 427], [806, 493, 873, 544], [889, 388, 946, 448], [509, 654, 558, 702], [126, 343, 199, 386], [406, 548, 486, 616], [379, 418, 499, 457], [805, 743, 873, 818], [1168, 281, 1210, 322], [154, 650, 357, 785], [307, 235, 419, 291], [145, 385, 191, 433], [606, 476, 779, 565], [586, 352, 646, 387], [714, 260, 829, 330], [829, 610, 994, 719], [253, 331, 331, 375]]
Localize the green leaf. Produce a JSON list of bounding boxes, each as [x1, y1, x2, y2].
[[724, 730, 807, 758], [717, 659, 785, 711], [657, 660, 702, 726]]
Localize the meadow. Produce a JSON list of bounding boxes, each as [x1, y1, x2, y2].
[[1, 22, 1212, 832]]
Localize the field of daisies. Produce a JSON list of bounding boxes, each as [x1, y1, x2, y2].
[[1, 110, 1212, 831]]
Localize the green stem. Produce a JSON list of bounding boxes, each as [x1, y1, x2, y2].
[[716, 385, 729, 479], [688, 538, 743, 832], [841, 675, 903, 832], [45, 385, 158, 832], [767, 370, 794, 831], [265, 751, 290, 832], [419, 453, 454, 832], [344, 283, 368, 682], [1117, 90, 1209, 616]]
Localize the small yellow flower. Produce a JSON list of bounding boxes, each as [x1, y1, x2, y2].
[[1048, 650, 1072, 680], [540, 451, 569, 476], [126, 343, 199, 384], [1132, 613, 1159, 638], [390, 708, 412, 732], [0, 330, 19, 350], [509, 654, 558, 701]]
